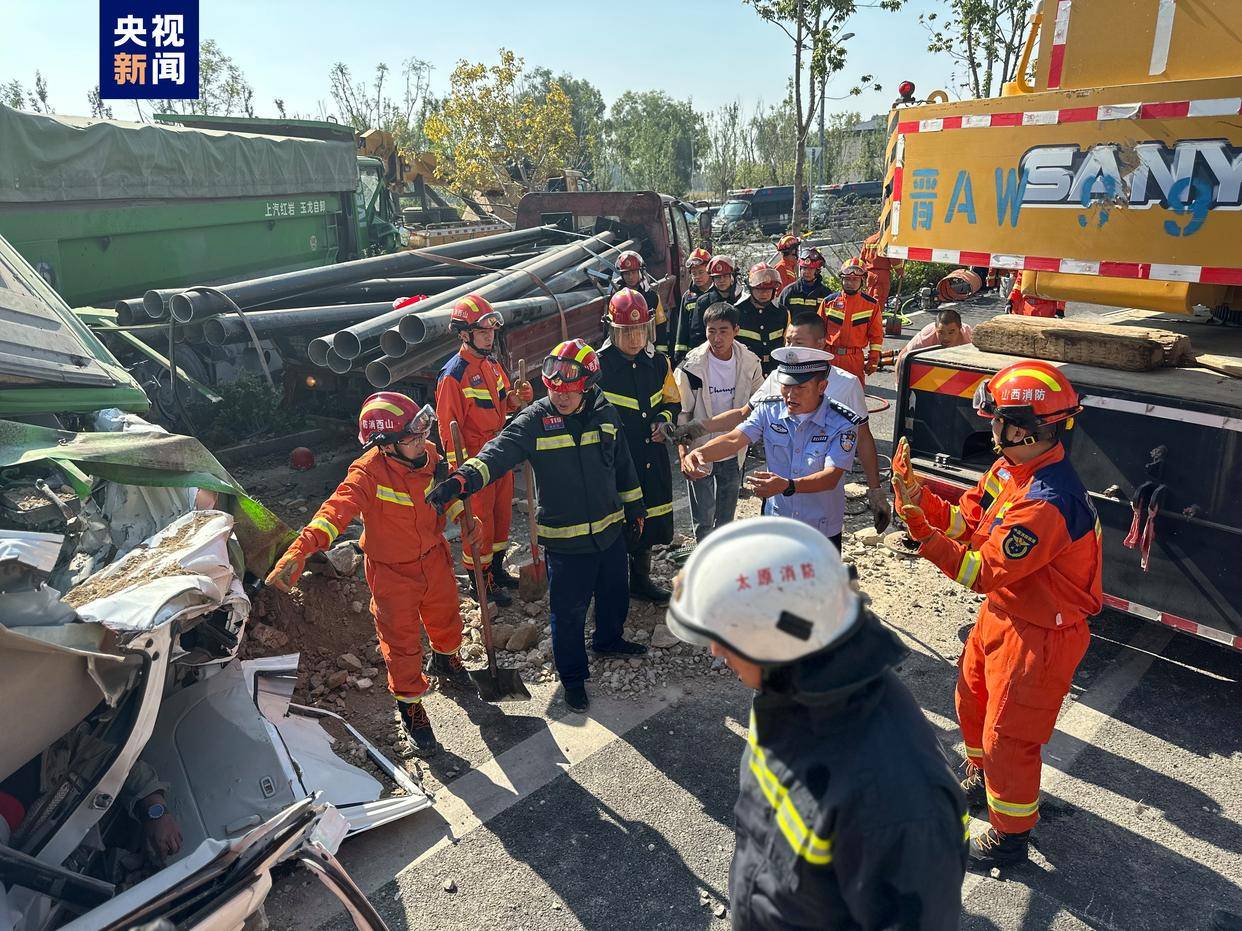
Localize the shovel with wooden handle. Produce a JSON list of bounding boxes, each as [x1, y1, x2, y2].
[[450, 420, 530, 703], [514, 360, 548, 601]]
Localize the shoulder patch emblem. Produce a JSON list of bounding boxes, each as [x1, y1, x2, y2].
[[840, 431, 856, 451], [1001, 525, 1039, 560]]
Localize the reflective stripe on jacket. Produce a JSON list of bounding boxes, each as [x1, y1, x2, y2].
[[435, 347, 512, 466], [918, 443, 1103, 628], [459, 391, 645, 554], [289, 446, 447, 566], [819, 290, 884, 358]]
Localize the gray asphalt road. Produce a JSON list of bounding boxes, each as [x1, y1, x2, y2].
[[268, 300, 1242, 930]]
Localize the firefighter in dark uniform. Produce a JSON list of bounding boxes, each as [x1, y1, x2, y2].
[[672, 247, 713, 363], [666, 515, 969, 930], [681, 254, 742, 357], [777, 246, 832, 324], [610, 249, 670, 354], [427, 339, 648, 714], [734, 262, 788, 374], [598, 288, 681, 604]]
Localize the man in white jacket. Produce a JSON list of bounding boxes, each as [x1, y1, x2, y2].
[[673, 302, 764, 541]]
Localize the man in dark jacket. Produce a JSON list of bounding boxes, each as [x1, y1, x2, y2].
[[428, 338, 648, 713], [777, 246, 832, 321], [680, 254, 742, 354], [598, 288, 681, 604], [667, 515, 968, 929], [673, 247, 713, 362], [734, 262, 788, 373]]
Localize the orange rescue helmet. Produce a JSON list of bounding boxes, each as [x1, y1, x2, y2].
[[685, 247, 712, 269], [973, 360, 1082, 435], [542, 339, 601, 393], [606, 287, 652, 326], [616, 250, 645, 273], [839, 257, 866, 279], [798, 247, 825, 269], [707, 255, 736, 277], [449, 293, 503, 332], [776, 234, 801, 253], [358, 392, 435, 445]]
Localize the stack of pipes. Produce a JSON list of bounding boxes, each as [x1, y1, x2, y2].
[[105, 224, 631, 391]]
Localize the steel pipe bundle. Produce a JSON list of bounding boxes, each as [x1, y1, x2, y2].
[[329, 230, 619, 361], [157, 225, 564, 323], [364, 290, 606, 388]]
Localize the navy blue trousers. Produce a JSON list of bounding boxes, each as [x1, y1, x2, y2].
[[545, 532, 630, 687]]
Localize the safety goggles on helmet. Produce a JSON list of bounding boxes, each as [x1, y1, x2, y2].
[[361, 402, 435, 446], [541, 356, 591, 388], [470, 310, 504, 330], [972, 378, 1076, 437]]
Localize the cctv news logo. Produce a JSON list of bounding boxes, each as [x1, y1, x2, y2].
[[99, 1, 199, 100]]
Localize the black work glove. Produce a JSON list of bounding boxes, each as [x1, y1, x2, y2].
[[625, 515, 646, 551], [426, 473, 467, 514]]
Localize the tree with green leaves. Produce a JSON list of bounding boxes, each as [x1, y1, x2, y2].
[[87, 86, 114, 119], [745, 0, 900, 230], [523, 68, 605, 180], [1, 71, 51, 113], [605, 90, 698, 197], [921, 0, 1032, 99], [424, 49, 577, 197]]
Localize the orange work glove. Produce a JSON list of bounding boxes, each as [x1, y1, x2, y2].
[[865, 351, 880, 375], [265, 549, 306, 592], [899, 504, 934, 542], [891, 436, 923, 506]]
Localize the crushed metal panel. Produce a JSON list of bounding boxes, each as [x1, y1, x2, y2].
[[241, 655, 433, 835]]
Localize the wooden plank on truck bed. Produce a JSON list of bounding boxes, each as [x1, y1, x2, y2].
[[972, 315, 1193, 371]]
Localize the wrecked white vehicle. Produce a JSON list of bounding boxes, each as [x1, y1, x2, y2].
[[0, 234, 427, 929]]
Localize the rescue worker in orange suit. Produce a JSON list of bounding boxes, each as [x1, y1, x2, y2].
[[265, 395, 479, 758], [777, 246, 832, 322], [1007, 281, 1066, 318], [598, 288, 681, 604], [435, 294, 534, 608], [610, 249, 670, 354], [892, 360, 1102, 868], [672, 247, 713, 363], [859, 229, 902, 310], [819, 258, 884, 383], [773, 233, 801, 289]]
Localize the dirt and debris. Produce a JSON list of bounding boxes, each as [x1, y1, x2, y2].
[[62, 509, 219, 607]]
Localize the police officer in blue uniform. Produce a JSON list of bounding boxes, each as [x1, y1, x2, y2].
[[685, 346, 863, 549]]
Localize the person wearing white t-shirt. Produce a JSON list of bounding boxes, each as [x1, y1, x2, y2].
[[668, 312, 892, 534], [673, 303, 764, 541]]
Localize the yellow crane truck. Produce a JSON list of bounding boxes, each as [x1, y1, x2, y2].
[[882, 0, 1242, 648]]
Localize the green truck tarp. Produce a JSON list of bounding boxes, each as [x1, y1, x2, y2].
[[0, 105, 359, 204], [0, 418, 293, 574]]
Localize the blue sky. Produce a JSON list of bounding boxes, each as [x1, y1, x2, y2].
[[2, 0, 957, 121]]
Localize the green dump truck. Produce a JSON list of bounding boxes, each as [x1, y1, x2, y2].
[[0, 107, 401, 309]]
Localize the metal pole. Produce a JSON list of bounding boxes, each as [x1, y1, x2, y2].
[[334, 231, 619, 360], [161, 225, 565, 323]]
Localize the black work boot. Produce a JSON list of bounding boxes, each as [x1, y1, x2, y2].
[[469, 569, 511, 608], [960, 760, 986, 814], [629, 550, 671, 604], [396, 699, 440, 758], [491, 558, 519, 590], [970, 825, 1030, 868], [427, 650, 471, 688], [592, 637, 648, 657], [563, 684, 590, 712]]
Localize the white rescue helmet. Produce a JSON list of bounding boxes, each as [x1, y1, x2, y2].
[[666, 516, 859, 665]]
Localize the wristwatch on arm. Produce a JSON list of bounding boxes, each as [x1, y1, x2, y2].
[[782, 478, 797, 497]]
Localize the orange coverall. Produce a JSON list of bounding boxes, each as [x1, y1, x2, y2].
[[818, 290, 884, 382], [1008, 284, 1065, 318], [860, 231, 901, 309], [435, 346, 515, 570], [284, 446, 463, 701], [916, 444, 1102, 833], [774, 254, 799, 290]]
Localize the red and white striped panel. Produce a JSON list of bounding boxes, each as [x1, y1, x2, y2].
[[1047, 0, 1072, 89], [883, 244, 1242, 287], [1102, 594, 1242, 650], [895, 97, 1242, 135]]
